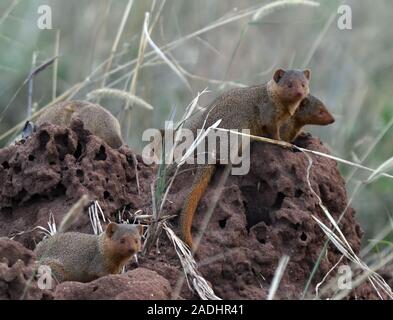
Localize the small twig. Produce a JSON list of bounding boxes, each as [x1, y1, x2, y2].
[[132, 153, 141, 195], [101, 0, 134, 88], [27, 52, 38, 118], [52, 30, 60, 100]]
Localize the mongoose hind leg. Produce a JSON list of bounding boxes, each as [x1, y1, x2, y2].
[[180, 164, 216, 252]]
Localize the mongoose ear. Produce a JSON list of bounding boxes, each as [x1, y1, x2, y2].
[[303, 69, 311, 80], [136, 224, 144, 236], [106, 222, 117, 238], [273, 69, 286, 83]]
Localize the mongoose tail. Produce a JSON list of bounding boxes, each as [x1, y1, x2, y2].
[[180, 164, 216, 251]]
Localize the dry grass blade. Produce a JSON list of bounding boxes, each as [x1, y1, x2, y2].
[[129, 12, 149, 97], [169, 55, 247, 89], [52, 30, 60, 100], [27, 52, 38, 119], [301, 10, 336, 68], [0, 0, 20, 26], [101, 0, 134, 87], [365, 155, 393, 184], [301, 148, 392, 299], [163, 89, 209, 168], [88, 200, 107, 235], [177, 119, 222, 166], [87, 88, 154, 110], [9, 226, 52, 240], [312, 215, 393, 299], [141, 183, 159, 255], [0, 55, 58, 124], [315, 255, 344, 299], [164, 223, 221, 300], [214, 128, 393, 180], [143, 12, 192, 91], [267, 255, 290, 300], [346, 112, 393, 183], [252, 0, 319, 21], [58, 195, 89, 233], [332, 249, 393, 300], [47, 211, 57, 235]]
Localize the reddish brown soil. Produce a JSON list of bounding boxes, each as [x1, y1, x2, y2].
[[0, 120, 154, 249], [0, 122, 385, 299]]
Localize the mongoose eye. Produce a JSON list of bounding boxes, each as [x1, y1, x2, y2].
[[301, 82, 306, 88], [120, 238, 126, 244], [287, 82, 293, 88]]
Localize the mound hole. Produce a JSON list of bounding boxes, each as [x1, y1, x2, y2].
[[219, 217, 228, 229], [38, 131, 50, 149], [50, 183, 67, 197], [273, 192, 285, 210], [95, 145, 107, 161], [76, 169, 84, 183], [13, 165, 21, 174], [55, 133, 69, 148], [1, 161, 10, 169], [74, 142, 83, 159], [295, 189, 303, 198]]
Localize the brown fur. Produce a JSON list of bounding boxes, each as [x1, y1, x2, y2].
[[35, 223, 143, 283], [178, 69, 311, 249], [280, 95, 335, 142], [36, 101, 123, 148]]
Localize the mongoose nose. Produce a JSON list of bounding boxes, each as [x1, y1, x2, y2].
[[295, 91, 303, 98]]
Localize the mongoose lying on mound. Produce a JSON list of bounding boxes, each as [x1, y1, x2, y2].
[[178, 68, 311, 250], [35, 222, 143, 283], [36, 100, 123, 148], [280, 94, 335, 142]]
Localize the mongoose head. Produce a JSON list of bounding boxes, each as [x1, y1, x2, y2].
[[104, 222, 143, 259], [272, 69, 311, 107], [295, 95, 335, 126]]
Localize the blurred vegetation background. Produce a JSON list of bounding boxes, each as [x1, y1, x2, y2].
[[0, 0, 393, 245]]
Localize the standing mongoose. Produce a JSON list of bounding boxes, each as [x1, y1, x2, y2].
[[280, 94, 335, 142], [177, 68, 311, 250], [35, 222, 143, 283], [36, 100, 123, 148]]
